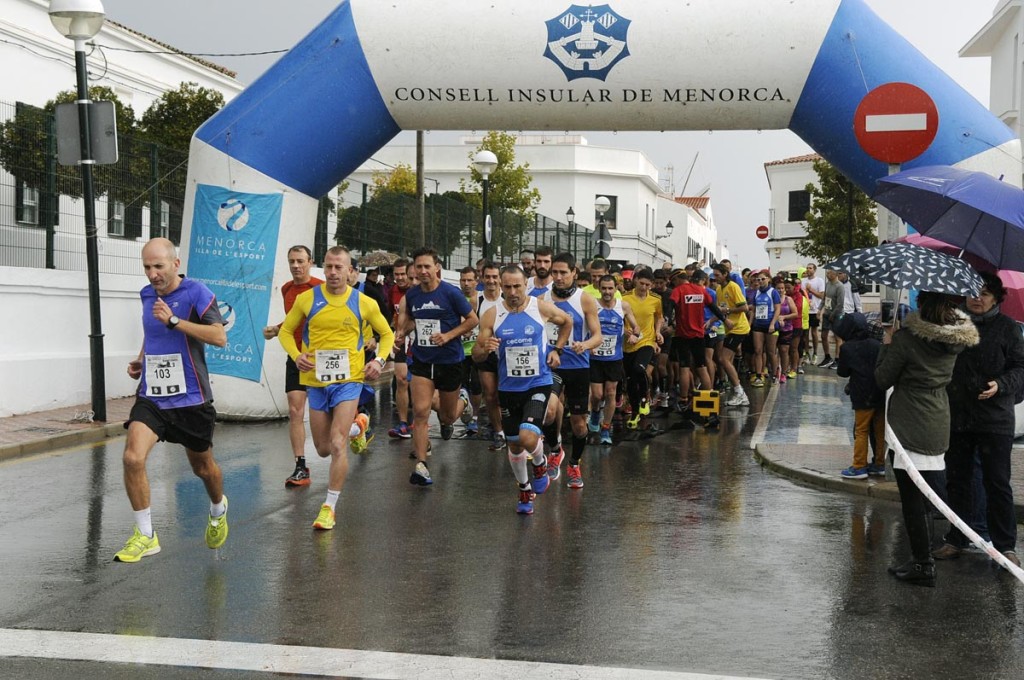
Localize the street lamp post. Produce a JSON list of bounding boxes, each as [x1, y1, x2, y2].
[[472, 150, 498, 261], [49, 0, 107, 421], [566, 206, 575, 255], [656, 220, 675, 266], [594, 195, 611, 259]]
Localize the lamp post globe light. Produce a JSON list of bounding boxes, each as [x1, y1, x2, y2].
[[566, 206, 575, 254], [49, 0, 107, 421], [472, 150, 498, 261]]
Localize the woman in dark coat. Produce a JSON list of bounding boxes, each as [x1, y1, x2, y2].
[[933, 272, 1024, 567], [875, 292, 980, 587]]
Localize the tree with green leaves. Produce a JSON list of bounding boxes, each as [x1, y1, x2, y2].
[[795, 158, 878, 265], [137, 82, 225, 242], [371, 163, 417, 197], [139, 82, 224, 150]]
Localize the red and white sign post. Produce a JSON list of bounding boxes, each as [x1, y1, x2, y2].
[[853, 82, 939, 165]]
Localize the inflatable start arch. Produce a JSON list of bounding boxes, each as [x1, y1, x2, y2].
[[181, 0, 1021, 418]]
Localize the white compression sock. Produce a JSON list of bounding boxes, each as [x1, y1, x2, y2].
[[530, 439, 547, 469], [508, 450, 529, 486], [325, 489, 341, 510], [134, 508, 153, 537]]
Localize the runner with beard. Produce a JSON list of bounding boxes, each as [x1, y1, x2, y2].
[[542, 252, 603, 489], [527, 246, 554, 298]]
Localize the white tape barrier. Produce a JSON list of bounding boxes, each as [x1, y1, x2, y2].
[[885, 419, 1024, 584]]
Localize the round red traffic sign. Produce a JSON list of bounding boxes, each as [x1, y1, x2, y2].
[[854, 83, 939, 164], [756, 225, 769, 240]]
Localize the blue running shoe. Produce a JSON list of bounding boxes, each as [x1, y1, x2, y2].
[[588, 411, 601, 433], [410, 461, 433, 486], [867, 463, 886, 477], [389, 422, 412, 439], [840, 466, 869, 480], [516, 487, 534, 514], [599, 427, 613, 445], [532, 463, 550, 494]]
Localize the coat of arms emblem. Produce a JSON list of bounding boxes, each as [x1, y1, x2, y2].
[[543, 5, 631, 82]]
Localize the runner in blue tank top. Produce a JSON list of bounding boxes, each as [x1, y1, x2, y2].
[[395, 248, 478, 486], [541, 252, 603, 490], [589, 275, 641, 445], [474, 265, 572, 515]]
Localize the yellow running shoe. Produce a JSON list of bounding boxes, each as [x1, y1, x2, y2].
[[206, 494, 229, 549], [313, 504, 336, 530], [350, 413, 371, 454], [114, 527, 161, 563]]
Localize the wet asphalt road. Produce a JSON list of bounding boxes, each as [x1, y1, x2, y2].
[[2, 389, 1024, 680]]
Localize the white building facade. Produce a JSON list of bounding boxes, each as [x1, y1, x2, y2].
[[763, 153, 819, 273], [345, 135, 727, 269], [0, 0, 243, 416]]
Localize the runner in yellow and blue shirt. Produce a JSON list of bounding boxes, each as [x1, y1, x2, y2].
[[279, 246, 395, 531]]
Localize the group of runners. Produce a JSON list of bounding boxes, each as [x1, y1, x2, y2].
[[112, 236, 833, 562]]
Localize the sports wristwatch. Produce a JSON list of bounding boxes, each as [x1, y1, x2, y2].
[[167, 315, 180, 330]]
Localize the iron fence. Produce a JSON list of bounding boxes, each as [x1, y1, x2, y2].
[[327, 181, 594, 270], [0, 99, 189, 274], [0, 98, 594, 275]]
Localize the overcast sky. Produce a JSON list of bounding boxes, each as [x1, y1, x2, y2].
[[100, 0, 999, 266]]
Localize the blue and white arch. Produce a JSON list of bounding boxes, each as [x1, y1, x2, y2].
[[183, 0, 1019, 417]]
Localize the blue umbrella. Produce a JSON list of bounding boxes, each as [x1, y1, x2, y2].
[[874, 165, 1024, 270]]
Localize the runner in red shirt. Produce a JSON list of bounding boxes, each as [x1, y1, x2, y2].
[[263, 245, 323, 487], [669, 272, 730, 407], [387, 258, 414, 438]]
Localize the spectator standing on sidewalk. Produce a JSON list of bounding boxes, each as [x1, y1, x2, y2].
[[803, 264, 826, 362], [834, 313, 885, 480], [875, 292, 979, 587], [933, 273, 1024, 567], [818, 268, 845, 368]]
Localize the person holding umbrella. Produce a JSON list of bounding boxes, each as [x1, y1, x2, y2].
[[875, 292, 979, 587], [932, 272, 1024, 567]]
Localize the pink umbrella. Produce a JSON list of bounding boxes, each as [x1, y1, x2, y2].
[[899, 233, 1024, 322]]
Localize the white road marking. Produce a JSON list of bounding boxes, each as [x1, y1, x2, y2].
[[0, 628, 772, 679], [749, 383, 780, 451], [865, 113, 928, 133]]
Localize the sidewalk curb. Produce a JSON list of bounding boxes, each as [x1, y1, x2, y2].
[[753, 443, 902, 504], [0, 421, 126, 461]]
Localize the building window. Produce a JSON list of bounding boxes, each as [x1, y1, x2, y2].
[[788, 190, 811, 223], [16, 182, 39, 225], [595, 195, 618, 230], [151, 200, 170, 238], [108, 199, 125, 237]]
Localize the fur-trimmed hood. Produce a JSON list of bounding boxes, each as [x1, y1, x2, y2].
[[903, 310, 980, 354]]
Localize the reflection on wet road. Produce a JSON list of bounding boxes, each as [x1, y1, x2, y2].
[[1, 390, 1022, 679]]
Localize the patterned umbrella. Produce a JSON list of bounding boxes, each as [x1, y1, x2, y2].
[[826, 242, 983, 296]]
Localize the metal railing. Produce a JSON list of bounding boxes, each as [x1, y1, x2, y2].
[[326, 182, 594, 269], [0, 99, 189, 274], [0, 98, 595, 274]]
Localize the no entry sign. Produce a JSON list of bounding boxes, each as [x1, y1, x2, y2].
[[756, 225, 769, 239], [854, 83, 939, 164]]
